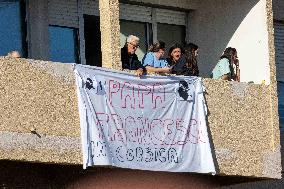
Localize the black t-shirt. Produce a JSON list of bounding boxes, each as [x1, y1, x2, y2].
[[121, 47, 144, 70], [168, 55, 194, 76]]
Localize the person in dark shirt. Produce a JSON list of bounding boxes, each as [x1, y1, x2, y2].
[[166, 43, 183, 74], [169, 43, 199, 76], [184, 43, 199, 76], [121, 35, 144, 76]]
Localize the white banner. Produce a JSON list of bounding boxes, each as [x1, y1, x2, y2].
[[75, 65, 215, 174]]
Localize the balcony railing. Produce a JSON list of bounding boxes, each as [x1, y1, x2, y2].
[[0, 57, 281, 178]]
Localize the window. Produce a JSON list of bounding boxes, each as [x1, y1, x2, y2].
[[49, 26, 79, 63], [119, 5, 187, 61], [0, 0, 27, 57], [120, 20, 148, 61], [278, 82, 284, 132], [157, 23, 185, 53], [84, 15, 101, 67], [274, 21, 284, 131]]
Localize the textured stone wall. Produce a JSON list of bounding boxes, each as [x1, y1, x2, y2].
[[99, 0, 121, 70], [203, 79, 281, 178], [0, 57, 81, 164]]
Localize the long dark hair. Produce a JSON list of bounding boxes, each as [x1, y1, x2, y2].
[[220, 47, 237, 78], [220, 47, 237, 64], [148, 41, 166, 52], [168, 43, 183, 64], [184, 43, 199, 76]]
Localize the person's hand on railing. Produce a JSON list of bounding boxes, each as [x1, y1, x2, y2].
[[136, 68, 144, 77]]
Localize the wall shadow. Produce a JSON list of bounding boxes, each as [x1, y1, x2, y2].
[[189, 0, 263, 78]]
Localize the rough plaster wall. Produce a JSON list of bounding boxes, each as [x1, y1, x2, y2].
[[0, 57, 81, 164], [207, 0, 284, 175], [265, 0, 281, 178], [0, 57, 281, 178], [99, 0, 121, 70], [273, 0, 284, 20], [188, 0, 270, 84], [204, 79, 280, 178]]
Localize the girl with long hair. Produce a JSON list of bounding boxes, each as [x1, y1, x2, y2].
[[167, 43, 183, 67], [184, 43, 199, 76], [169, 43, 199, 76], [212, 47, 240, 81]]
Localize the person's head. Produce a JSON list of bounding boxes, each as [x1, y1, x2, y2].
[[220, 47, 238, 79], [184, 43, 199, 58], [7, 51, 21, 58], [168, 43, 183, 63], [183, 43, 199, 76], [221, 47, 237, 63], [149, 40, 166, 59], [125, 35, 140, 55]]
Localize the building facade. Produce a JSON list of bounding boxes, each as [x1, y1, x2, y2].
[[0, 0, 283, 188]]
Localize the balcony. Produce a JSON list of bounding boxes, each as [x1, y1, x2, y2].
[[0, 0, 282, 188], [0, 55, 281, 179]]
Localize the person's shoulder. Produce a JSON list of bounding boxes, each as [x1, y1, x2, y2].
[[166, 58, 173, 65], [144, 52, 154, 58], [218, 58, 229, 65], [147, 52, 154, 56], [142, 52, 154, 65], [178, 55, 187, 64], [121, 46, 127, 54], [219, 57, 229, 63]]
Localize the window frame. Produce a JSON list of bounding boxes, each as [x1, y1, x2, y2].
[[118, 5, 189, 50], [59, 1, 190, 65]]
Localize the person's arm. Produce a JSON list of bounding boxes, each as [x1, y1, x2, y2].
[[219, 59, 231, 80], [142, 53, 171, 74], [132, 56, 145, 76], [145, 66, 171, 74], [236, 68, 240, 82], [221, 74, 230, 81], [142, 53, 168, 74], [136, 68, 144, 76], [234, 59, 240, 82]]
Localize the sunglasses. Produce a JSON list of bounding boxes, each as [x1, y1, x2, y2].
[[129, 42, 140, 49]]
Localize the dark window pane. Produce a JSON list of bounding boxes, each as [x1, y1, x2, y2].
[[49, 26, 78, 63], [157, 23, 185, 55], [0, 0, 24, 56], [278, 82, 284, 131], [120, 20, 147, 61], [84, 15, 101, 67]]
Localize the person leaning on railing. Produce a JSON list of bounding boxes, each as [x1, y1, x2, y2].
[[169, 43, 199, 76], [211, 47, 240, 81], [121, 35, 145, 76], [142, 40, 172, 75], [166, 43, 183, 74]]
